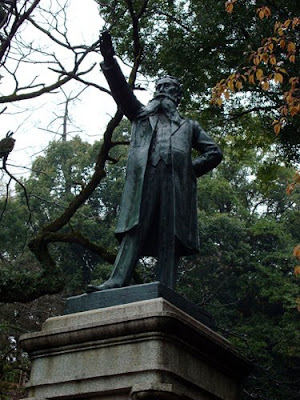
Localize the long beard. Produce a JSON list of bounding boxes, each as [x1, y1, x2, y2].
[[139, 95, 178, 120]]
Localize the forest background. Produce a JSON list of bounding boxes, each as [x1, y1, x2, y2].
[[0, 1, 299, 399]]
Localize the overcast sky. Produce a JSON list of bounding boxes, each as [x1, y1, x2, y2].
[[1, 0, 151, 182]]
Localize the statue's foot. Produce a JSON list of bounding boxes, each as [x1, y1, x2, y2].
[[86, 279, 122, 293]]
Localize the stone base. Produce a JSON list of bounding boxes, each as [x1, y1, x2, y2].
[[20, 298, 251, 400], [64, 282, 214, 327]]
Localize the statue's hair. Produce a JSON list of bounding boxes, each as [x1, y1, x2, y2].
[[155, 75, 183, 104]]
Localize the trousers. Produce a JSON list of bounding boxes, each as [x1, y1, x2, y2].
[[109, 160, 180, 289]]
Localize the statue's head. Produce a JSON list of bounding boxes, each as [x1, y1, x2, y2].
[[155, 76, 183, 106]]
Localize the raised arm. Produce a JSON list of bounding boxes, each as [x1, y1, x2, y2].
[[100, 32, 142, 121]]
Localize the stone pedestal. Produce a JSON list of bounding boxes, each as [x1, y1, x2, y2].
[[20, 297, 251, 400]]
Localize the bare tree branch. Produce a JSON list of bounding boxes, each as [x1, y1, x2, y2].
[[0, 0, 42, 65]]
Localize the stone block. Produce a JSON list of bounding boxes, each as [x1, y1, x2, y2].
[[20, 298, 251, 400]]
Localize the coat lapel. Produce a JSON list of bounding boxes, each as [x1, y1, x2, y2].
[[171, 117, 186, 135], [148, 114, 185, 135], [149, 115, 158, 131]]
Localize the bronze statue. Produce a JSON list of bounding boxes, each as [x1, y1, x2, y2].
[[88, 32, 222, 292]]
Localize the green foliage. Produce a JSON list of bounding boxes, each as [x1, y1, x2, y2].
[[0, 296, 64, 399], [1, 125, 299, 398], [177, 150, 299, 399], [97, 0, 299, 160]]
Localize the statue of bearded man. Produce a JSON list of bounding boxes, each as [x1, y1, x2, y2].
[[88, 32, 223, 292]]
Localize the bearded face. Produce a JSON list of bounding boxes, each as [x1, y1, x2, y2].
[[137, 76, 183, 120]]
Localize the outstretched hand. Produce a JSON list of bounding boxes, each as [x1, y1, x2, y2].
[[100, 31, 115, 63]]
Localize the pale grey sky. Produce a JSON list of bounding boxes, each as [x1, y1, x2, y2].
[[1, 0, 151, 182]]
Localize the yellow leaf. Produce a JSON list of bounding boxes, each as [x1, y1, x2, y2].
[[290, 106, 299, 117], [225, 2, 233, 13], [236, 80, 243, 90], [249, 74, 255, 85], [262, 53, 269, 63], [268, 43, 274, 52], [274, 21, 281, 33], [273, 123, 281, 135], [286, 93, 294, 104], [295, 266, 300, 277], [279, 68, 288, 75], [216, 97, 223, 106], [283, 19, 291, 29], [256, 69, 264, 81], [292, 18, 300, 30], [289, 77, 298, 85], [264, 7, 271, 17], [286, 183, 295, 195], [287, 42, 296, 52], [280, 40, 286, 49], [294, 245, 300, 259], [270, 55, 277, 65], [262, 81, 270, 91], [227, 79, 235, 91], [224, 90, 230, 100], [259, 10, 265, 20], [289, 55, 296, 63], [274, 73, 283, 84], [253, 57, 258, 66]]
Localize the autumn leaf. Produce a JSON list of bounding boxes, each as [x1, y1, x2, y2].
[[279, 68, 288, 75], [249, 74, 255, 85], [227, 79, 235, 91], [273, 124, 281, 135], [282, 19, 291, 28], [256, 69, 264, 81], [289, 55, 295, 63], [279, 105, 288, 116], [262, 81, 270, 91], [262, 53, 269, 63], [236, 80, 243, 90], [257, 7, 272, 20], [225, 0, 236, 14], [253, 54, 262, 65], [289, 77, 299, 87], [280, 40, 286, 49], [274, 21, 281, 33], [294, 266, 300, 276], [224, 90, 230, 99], [216, 97, 223, 106], [294, 245, 300, 259], [287, 42, 296, 52], [274, 73, 283, 84], [290, 106, 299, 117], [226, 3, 233, 13], [211, 10, 299, 126], [286, 183, 295, 195], [287, 174, 300, 195]]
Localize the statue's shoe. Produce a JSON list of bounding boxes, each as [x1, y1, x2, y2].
[[86, 280, 121, 293]]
